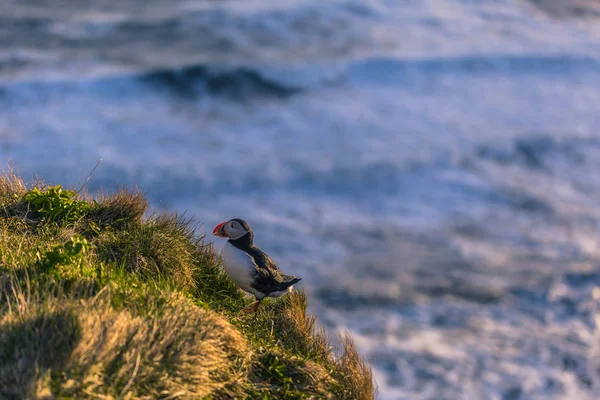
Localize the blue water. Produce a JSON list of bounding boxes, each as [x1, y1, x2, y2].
[[2, 1, 600, 398]]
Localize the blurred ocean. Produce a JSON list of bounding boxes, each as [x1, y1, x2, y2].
[[2, 0, 600, 398]]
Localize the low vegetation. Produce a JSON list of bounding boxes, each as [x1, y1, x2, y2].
[[0, 172, 375, 399]]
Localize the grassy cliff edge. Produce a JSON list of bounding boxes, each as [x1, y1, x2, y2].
[[0, 173, 375, 399]]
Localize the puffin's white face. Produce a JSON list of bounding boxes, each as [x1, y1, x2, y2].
[[212, 219, 250, 240], [224, 219, 248, 240]]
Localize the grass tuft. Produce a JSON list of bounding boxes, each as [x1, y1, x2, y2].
[[88, 188, 147, 230], [95, 215, 198, 290], [335, 333, 377, 400], [0, 170, 27, 202]]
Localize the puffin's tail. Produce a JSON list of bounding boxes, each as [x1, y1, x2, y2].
[[280, 276, 301, 290]]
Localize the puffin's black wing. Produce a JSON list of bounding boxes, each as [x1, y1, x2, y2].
[[247, 245, 301, 294]]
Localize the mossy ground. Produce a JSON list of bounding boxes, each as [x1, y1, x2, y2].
[[0, 172, 375, 399]]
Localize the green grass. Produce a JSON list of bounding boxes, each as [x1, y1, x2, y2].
[[0, 172, 375, 399]]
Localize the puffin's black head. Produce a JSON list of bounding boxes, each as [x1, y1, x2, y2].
[[212, 218, 253, 242]]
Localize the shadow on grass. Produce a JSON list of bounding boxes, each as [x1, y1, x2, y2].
[[0, 310, 81, 398]]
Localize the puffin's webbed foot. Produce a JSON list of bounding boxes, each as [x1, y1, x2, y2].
[[242, 300, 261, 313]]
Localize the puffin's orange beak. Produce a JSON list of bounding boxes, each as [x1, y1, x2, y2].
[[212, 222, 228, 238]]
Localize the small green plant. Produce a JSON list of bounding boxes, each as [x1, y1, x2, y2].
[[24, 185, 91, 223], [263, 353, 294, 389], [253, 353, 310, 399], [37, 235, 91, 271]]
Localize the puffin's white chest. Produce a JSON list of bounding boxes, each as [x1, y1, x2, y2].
[[220, 241, 258, 296]]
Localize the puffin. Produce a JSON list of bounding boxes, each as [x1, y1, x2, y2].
[[212, 218, 301, 312]]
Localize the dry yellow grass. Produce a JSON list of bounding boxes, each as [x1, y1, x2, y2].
[[271, 291, 376, 399], [1, 289, 249, 399], [88, 188, 148, 229], [335, 333, 376, 400]]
